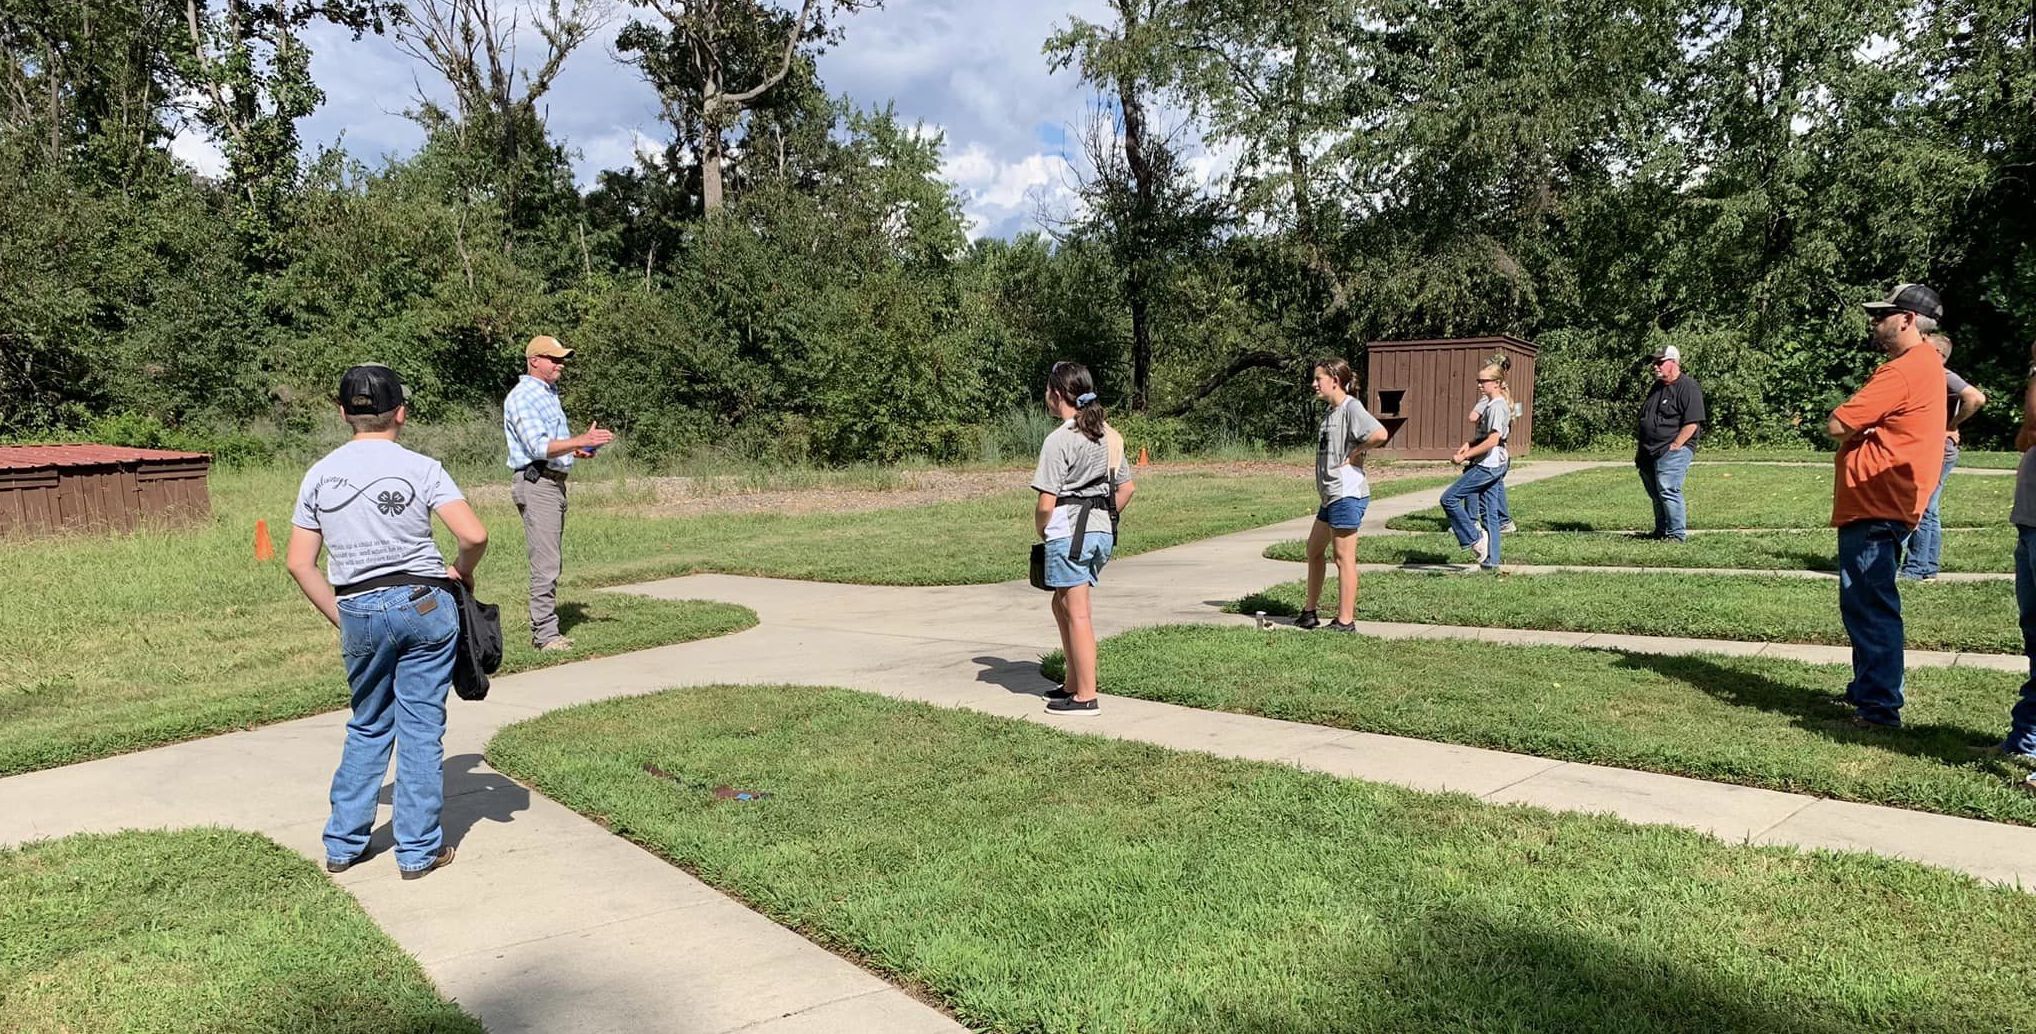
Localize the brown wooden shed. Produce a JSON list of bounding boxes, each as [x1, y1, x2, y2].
[[1364, 336, 1537, 460], [0, 444, 212, 537]]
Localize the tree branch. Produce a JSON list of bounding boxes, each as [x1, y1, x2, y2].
[[1161, 350, 1284, 417], [721, 0, 816, 105]]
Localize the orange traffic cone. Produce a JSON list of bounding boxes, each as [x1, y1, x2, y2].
[[1136, 446, 1150, 467], [253, 519, 275, 562]]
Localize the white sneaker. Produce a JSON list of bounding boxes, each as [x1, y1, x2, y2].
[[537, 637, 575, 653], [1501, 521, 1517, 534], [1471, 530, 1489, 565]]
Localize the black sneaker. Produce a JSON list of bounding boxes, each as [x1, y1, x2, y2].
[[1045, 696, 1100, 716], [1294, 609, 1321, 630], [1326, 619, 1356, 633], [1043, 685, 1071, 701]]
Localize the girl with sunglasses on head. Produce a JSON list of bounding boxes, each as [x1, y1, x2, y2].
[[1296, 358, 1389, 631], [1439, 356, 1513, 571], [1031, 362, 1136, 715]]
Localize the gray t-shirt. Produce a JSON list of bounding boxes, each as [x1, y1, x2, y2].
[[293, 439, 464, 588], [1316, 397, 1387, 504], [1032, 422, 1131, 539], [1474, 396, 1513, 469], [2015, 448, 2036, 529], [1946, 370, 1971, 432]]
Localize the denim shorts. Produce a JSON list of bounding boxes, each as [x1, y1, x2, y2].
[[1043, 532, 1115, 588], [1317, 495, 1369, 531]]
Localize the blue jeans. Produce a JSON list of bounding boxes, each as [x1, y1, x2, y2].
[[1441, 462, 1508, 568], [1837, 520, 1910, 727], [324, 585, 459, 871], [2002, 528, 2036, 755], [1636, 446, 1693, 539], [1900, 440, 1958, 579]]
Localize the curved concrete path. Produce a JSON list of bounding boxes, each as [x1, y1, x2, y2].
[[7, 458, 2036, 1033]]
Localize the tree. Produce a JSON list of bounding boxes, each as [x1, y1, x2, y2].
[[621, 0, 875, 214], [393, 0, 610, 235], [176, 0, 398, 266], [1049, 0, 1223, 412]]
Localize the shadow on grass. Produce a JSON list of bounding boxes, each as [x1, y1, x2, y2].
[[1612, 652, 2008, 772], [1208, 910, 1953, 1033], [372, 754, 530, 854], [556, 600, 591, 635]]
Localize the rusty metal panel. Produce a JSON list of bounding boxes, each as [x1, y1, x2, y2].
[[0, 447, 211, 537]]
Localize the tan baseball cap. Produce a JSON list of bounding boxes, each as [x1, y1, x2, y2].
[[525, 335, 575, 359]]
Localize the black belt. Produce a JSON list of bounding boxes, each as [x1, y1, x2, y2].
[[334, 572, 458, 598], [520, 463, 569, 483], [1056, 482, 1117, 561]]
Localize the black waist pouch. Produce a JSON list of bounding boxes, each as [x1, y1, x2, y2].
[[1029, 542, 1049, 591]]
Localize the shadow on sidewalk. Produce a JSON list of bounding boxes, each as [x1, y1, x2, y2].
[[971, 655, 1056, 696], [372, 753, 531, 851], [1611, 651, 2006, 770]]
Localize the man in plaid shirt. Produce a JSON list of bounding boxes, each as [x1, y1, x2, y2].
[[504, 335, 614, 651]]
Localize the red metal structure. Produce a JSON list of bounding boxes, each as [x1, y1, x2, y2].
[[0, 445, 212, 536], [1364, 336, 1538, 460]]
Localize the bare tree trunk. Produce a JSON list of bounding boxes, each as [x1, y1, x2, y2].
[[701, 129, 725, 212], [1113, 0, 1156, 412]]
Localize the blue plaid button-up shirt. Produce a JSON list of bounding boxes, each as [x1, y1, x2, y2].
[[504, 375, 573, 472]]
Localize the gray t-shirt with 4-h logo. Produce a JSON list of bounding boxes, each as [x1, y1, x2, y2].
[[293, 439, 464, 588]]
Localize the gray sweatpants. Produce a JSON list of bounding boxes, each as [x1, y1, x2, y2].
[[511, 476, 568, 645]]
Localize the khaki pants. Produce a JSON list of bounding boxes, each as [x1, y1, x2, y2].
[[511, 477, 568, 645]]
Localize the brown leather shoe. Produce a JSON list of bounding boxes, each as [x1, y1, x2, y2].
[[399, 847, 455, 880], [536, 637, 575, 653]]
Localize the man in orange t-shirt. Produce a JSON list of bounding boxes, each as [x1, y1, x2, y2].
[[1826, 283, 1949, 729]]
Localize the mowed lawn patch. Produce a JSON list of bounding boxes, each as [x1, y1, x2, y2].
[[0, 828, 478, 1033], [0, 462, 1412, 776], [1385, 463, 2013, 532], [1267, 526, 2021, 573], [1535, 448, 2023, 470], [1082, 627, 2036, 825], [490, 685, 2036, 1033], [1238, 571, 2021, 654]]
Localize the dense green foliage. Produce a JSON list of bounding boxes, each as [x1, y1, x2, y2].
[[2, 0, 2032, 459]]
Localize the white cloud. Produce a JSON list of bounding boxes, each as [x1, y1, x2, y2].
[[169, 127, 228, 178]]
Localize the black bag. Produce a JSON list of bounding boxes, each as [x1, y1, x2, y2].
[[1029, 542, 1049, 591], [451, 583, 502, 701]]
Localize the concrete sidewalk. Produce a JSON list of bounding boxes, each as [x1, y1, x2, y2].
[[1352, 560, 2014, 583], [7, 457, 2036, 1032]]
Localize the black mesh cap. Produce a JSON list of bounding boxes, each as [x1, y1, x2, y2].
[[338, 364, 410, 415], [1862, 283, 1943, 322]]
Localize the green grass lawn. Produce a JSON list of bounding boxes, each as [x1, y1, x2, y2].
[[1267, 526, 2022, 573], [1079, 627, 2036, 825], [1387, 462, 2013, 532], [0, 828, 478, 1033], [1537, 446, 2023, 470], [1237, 571, 2021, 654], [490, 685, 2036, 1033], [0, 461, 1411, 776]]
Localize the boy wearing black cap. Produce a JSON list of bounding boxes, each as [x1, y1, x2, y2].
[[285, 364, 489, 879]]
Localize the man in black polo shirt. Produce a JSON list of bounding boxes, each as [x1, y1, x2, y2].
[[1635, 344, 1707, 541]]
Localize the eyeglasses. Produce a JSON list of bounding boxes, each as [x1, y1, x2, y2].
[[536, 354, 569, 364], [1476, 377, 1499, 384], [1869, 311, 1909, 324]]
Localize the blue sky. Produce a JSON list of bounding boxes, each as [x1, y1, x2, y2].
[[175, 0, 1120, 238]]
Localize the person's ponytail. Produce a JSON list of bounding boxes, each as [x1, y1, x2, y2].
[[1049, 361, 1108, 443]]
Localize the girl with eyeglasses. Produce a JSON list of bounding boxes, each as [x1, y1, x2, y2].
[[1030, 362, 1136, 715], [1439, 357, 1513, 570]]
